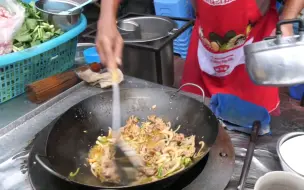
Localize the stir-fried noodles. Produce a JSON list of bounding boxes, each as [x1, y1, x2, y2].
[[88, 115, 205, 184]]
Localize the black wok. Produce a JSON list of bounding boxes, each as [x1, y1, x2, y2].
[[35, 86, 219, 189]]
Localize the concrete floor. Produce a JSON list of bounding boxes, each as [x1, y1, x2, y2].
[[279, 88, 304, 124]]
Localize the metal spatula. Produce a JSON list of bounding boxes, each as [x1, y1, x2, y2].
[[111, 69, 143, 184]]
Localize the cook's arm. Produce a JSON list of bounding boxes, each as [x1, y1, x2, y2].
[[99, 0, 120, 21], [279, 0, 304, 35], [97, 0, 123, 69], [281, 0, 304, 20]]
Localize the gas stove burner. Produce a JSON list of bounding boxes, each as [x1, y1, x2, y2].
[[28, 121, 234, 190]]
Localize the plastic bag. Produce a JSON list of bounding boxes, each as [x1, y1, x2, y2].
[[0, 0, 25, 55]]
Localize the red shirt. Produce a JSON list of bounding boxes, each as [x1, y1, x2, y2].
[[181, 0, 280, 112]]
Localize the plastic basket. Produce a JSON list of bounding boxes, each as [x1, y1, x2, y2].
[[0, 15, 87, 104]]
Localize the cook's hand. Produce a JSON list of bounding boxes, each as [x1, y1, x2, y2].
[[96, 18, 123, 69], [270, 24, 294, 37], [281, 24, 294, 36]]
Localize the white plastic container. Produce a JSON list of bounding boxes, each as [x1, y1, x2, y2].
[[254, 171, 304, 190], [277, 132, 304, 177]]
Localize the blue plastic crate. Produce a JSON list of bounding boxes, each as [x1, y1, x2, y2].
[[174, 50, 188, 57], [154, 0, 194, 56], [174, 47, 188, 59], [174, 31, 192, 43], [174, 39, 190, 47], [174, 21, 193, 41], [174, 43, 189, 49], [0, 15, 87, 104], [174, 47, 189, 53], [289, 85, 304, 100], [174, 47, 188, 53], [175, 51, 187, 59], [154, 0, 195, 18], [174, 40, 190, 47]]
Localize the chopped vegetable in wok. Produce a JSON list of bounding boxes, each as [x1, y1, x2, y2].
[[88, 115, 205, 185], [69, 167, 80, 178]]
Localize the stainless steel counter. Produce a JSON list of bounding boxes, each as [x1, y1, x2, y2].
[[0, 77, 303, 190]]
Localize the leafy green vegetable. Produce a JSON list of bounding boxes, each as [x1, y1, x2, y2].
[[26, 18, 37, 30], [14, 33, 32, 42], [13, 0, 64, 52]]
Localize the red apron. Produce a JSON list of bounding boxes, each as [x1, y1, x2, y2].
[[181, 0, 280, 112]]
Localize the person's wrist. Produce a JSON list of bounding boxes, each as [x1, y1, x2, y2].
[[99, 14, 116, 24], [278, 15, 295, 36], [100, 9, 117, 21], [98, 17, 116, 30]]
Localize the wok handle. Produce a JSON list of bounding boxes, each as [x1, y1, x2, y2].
[[35, 154, 71, 182], [177, 83, 205, 103], [237, 121, 261, 190]]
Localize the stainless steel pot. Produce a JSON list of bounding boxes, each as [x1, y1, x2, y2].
[[117, 16, 178, 43], [80, 14, 194, 86], [118, 16, 179, 86], [35, 0, 82, 32], [244, 19, 304, 86]]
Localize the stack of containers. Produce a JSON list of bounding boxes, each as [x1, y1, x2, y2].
[[154, 0, 194, 59]]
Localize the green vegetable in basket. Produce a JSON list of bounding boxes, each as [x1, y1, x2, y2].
[[13, 1, 64, 52]]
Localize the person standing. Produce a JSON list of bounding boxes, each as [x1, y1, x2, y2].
[[96, 0, 304, 114]]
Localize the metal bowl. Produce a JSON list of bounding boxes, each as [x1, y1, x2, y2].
[[35, 0, 82, 31], [276, 132, 304, 177], [117, 16, 178, 43]]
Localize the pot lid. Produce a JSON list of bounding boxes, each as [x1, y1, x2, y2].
[[117, 16, 177, 43]]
